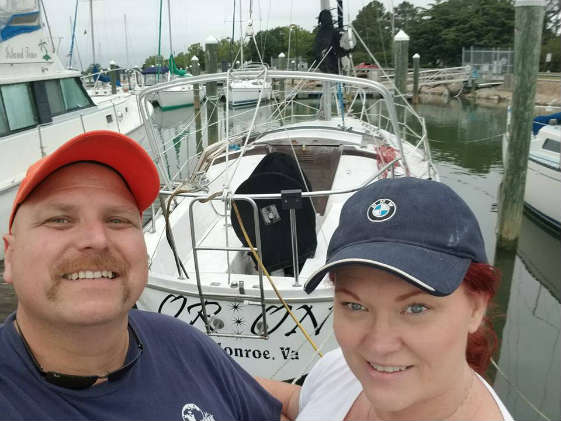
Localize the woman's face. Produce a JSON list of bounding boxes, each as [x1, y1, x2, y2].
[[333, 265, 487, 418]]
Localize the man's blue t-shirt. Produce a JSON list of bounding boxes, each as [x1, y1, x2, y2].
[[0, 310, 281, 420]]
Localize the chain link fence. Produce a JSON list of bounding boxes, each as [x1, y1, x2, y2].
[[462, 47, 513, 81]]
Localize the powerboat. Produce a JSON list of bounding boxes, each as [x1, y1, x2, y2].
[[135, 69, 439, 380], [524, 121, 560, 229], [0, 1, 146, 255]]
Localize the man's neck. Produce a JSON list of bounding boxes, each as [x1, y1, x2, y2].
[[14, 310, 130, 377]]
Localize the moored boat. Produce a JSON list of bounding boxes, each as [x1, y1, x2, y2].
[[135, 69, 438, 380], [524, 122, 561, 229], [0, 0, 146, 254]]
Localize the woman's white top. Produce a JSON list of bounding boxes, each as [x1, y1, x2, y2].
[[296, 348, 514, 421]]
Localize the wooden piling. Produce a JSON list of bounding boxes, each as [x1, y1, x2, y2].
[[412, 53, 420, 104], [205, 36, 219, 145], [191, 55, 203, 154], [109, 60, 118, 95], [496, 0, 545, 250], [278, 52, 286, 102], [393, 30, 409, 94]]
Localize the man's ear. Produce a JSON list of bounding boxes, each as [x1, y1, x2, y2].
[[3, 234, 14, 285], [467, 290, 489, 334]]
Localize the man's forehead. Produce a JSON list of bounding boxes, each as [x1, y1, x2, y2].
[[34, 162, 132, 195], [20, 162, 138, 213]]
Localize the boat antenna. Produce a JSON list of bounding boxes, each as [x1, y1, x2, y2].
[[67, 0, 79, 68], [39, 0, 56, 53], [89, 0, 96, 66]]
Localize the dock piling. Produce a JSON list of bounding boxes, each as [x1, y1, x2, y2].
[[205, 36, 219, 145], [191, 55, 203, 154], [393, 30, 409, 94], [496, 0, 545, 250], [412, 53, 420, 104]]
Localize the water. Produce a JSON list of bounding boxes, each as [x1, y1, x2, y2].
[[1, 97, 559, 420]]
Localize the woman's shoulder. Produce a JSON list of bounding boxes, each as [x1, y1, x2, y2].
[[297, 349, 362, 421], [470, 374, 514, 421]]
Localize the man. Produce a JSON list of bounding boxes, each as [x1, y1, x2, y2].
[[0, 130, 281, 420]]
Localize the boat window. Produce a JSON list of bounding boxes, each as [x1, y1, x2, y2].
[[0, 83, 38, 132], [44, 80, 65, 115], [542, 138, 560, 154], [0, 95, 9, 136], [60, 78, 91, 110]]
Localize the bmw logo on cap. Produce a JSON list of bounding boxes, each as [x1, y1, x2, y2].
[[367, 198, 396, 222]]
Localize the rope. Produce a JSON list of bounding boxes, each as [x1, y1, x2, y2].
[[231, 201, 323, 357], [428, 133, 506, 144], [490, 358, 551, 421]]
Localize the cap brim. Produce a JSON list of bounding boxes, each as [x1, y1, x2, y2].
[[9, 130, 159, 230], [304, 242, 471, 296]]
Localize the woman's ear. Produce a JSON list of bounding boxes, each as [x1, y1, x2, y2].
[[467, 290, 489, 334]]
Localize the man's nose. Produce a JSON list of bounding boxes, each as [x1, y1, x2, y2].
[[75, 219, 110, 250]]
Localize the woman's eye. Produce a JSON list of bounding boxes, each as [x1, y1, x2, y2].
[[343, 302, 367, 312], [404, 303, 429, 314]]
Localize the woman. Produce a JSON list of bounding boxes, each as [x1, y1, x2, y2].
[[260, 177, 513, 420]]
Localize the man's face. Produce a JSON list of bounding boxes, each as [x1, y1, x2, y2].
[[3, 163, 148, 327]]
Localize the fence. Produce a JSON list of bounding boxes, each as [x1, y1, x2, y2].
[[462, 47, 513, 81]]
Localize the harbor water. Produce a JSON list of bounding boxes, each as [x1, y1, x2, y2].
[[1, 96, 559, 421]]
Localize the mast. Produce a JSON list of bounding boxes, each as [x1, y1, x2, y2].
[[124, 14, 130, 67], [167, 0, 173, 55], [239, 0, 243, 66], [89, 0, 96, 66]]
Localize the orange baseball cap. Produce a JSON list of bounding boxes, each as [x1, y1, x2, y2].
[[9, 130, 160, 232]]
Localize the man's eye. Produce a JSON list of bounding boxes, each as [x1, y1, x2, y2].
[[404, 303, 429, 315], [108, 217, 129, 224], [47, 217, 71, 224], [343, 302, 367, 312]]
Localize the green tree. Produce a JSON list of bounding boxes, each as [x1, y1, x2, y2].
[[541, 0, 560, 70], [407, 0, 515, 67], [351, 1, 393, 67], [142, 55, 164, 69]]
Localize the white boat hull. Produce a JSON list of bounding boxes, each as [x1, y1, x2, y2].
[[153, 85, 206, 110], [229, 83, 272, 106], [525, 157, 561, 228], [0, 94, 146, 257], [524, 125, 561, 229]]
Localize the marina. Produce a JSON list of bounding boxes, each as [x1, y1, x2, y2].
[[1, 97, 559, 420], [1, 0, 560, 420]]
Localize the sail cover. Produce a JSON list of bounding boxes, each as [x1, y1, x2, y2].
[[0, 0, 40, 42], [232, 152, 317, 274]]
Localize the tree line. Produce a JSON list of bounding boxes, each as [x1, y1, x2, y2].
[[139, 0, 559, 72]]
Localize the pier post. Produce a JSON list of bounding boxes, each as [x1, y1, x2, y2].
[[109, 60, 118, 94], [393, 30, 409, 94], [496, 0, 545, 249], [412, 53, 420, 104], [278, 52, 286, 102], [205, 36, 219, 145], [191, 55, 203, 154]]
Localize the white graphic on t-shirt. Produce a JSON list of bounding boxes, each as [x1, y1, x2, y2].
[[181, 403, 215, 421]]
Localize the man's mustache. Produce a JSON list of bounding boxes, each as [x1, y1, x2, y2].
[[51, 251, 129, 279]]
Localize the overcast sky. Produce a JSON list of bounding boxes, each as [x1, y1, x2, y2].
[[41, 0, 429, 69]]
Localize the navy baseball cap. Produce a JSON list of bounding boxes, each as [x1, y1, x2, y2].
[[304, 177, 487, 296]]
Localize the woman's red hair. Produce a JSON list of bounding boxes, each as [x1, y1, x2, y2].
[[462, 262, 501, 376]]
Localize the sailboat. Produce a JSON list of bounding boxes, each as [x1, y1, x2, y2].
[[0, 0, 146, 258], [135, 1, 438, 380], [149, 0, 205, 111]]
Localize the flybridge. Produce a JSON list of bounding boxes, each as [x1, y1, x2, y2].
[[0, 1, 41, 43]]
